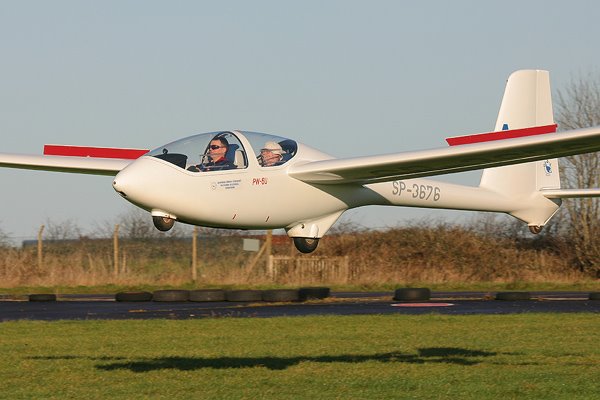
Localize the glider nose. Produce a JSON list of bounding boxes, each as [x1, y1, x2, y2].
[[112, 156, 178, 212], [112, 179, 127, 198], [112, 156, 166, 208], [113, 168, 133, 198]]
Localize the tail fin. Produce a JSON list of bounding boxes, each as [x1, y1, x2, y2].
[[479, 70, 562, 227]]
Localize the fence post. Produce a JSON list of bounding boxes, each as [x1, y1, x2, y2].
[[265, 229, 272, 271], [343, 255, 350, 283], [267, 254, 274, 281], [37, 225, 44, 269], [113, 224, 119, 277], [192, 226, 198, 282]]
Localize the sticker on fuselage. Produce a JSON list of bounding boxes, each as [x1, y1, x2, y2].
[[543, 160, 553, 175], [211, 179, 241, 190]]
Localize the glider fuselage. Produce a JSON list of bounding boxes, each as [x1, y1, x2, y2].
[[112, 131, 558, 233]]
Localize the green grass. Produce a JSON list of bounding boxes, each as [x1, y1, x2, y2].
[[1, 314, 599, 399]]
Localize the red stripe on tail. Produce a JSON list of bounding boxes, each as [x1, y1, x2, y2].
[[446, 124, 557, 146], [43, 145, 148, 159]]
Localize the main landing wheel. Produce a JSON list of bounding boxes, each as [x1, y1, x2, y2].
[[293, 237, 320, 253], [153, 216, 175, 232]]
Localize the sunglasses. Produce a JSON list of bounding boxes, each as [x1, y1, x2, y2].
[[209, 145, 224, 150]]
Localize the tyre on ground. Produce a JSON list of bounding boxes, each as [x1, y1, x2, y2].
[[393, 288, 431, 302], [589, 292, 600, 300], [225, 290, 263, 302], [152, 289, 189, 302], [115, 291, 153, 302], [298, 287, 330, 301], [189, 289, 226, 302], [28, 294, 57, 302], [262, 289, 300, 302], [495, 291, 532, 301]]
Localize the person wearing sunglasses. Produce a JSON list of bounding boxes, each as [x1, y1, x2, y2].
[[188, 136, 236, 172]]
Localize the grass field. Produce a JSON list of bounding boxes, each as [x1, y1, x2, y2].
[[1, 314, 599, 399]]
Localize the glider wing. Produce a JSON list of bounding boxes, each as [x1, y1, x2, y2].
[[0, 153, 132, 176], [288, 125, 600, 184], [0, 145, 147, 176]]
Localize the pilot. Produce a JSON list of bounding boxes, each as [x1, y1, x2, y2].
[[260, 141, 285, 167], [188, 137, 236, 172]]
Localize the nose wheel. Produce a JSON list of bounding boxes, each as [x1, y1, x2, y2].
[[153, 216, 175, 231], [293, 237, 320, 253]]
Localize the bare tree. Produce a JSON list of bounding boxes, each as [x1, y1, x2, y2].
[[91, 206, 255, 240], [115, 208, 192, 239], [555, 72, 600, 275], [44, 218, 82, 241], [0, 223, 11, 247]]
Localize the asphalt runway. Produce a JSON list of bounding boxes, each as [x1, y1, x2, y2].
[[1, 292, 599, 321]]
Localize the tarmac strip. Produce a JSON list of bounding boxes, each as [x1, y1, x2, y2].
[[0, 292, 598, 321]]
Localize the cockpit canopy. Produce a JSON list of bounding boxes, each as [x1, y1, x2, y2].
[[147, 131, 298, 171]]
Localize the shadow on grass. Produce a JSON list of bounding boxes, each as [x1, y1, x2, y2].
[[29, 347, 500, 371]]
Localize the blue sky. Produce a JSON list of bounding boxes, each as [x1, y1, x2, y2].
[[1, 0, 599, 240]]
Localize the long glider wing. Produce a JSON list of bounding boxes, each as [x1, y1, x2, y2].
[[288, 125, 600, 184], [0, 154, 131, 176], [0, 145, 147, 176]]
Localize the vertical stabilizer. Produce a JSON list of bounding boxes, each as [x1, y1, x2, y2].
[[480, 70, 561, 226], [493, 70, 554, 131]]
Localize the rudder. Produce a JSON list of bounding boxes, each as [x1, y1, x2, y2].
[[479, 70, 561, 227]]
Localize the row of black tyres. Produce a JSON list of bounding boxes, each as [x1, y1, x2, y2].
[[26, 290, 600, 302], [114, 287, 331, 303], [393, 288, 600, 301]]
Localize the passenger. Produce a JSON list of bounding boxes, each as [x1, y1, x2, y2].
[[188, 137, 236, 172], [260, 141, 285, 167]]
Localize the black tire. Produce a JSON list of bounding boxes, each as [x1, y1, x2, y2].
[[152, 289, 189, 302], [298, 287, 330, 301], [262, 289, 300, 302], [589, 292, 600, 300], [189, 289, 226, 302], [393, 288, 431, 302], [293, 237, 320, 253], [225, 290, 263, 302], [152, 216, 175, 232], [115, 291, 153, 302], [28, 294, 57, 302], [495, 291, 531, 301]]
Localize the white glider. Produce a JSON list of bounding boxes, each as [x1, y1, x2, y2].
[[1, 70, 600, 252]]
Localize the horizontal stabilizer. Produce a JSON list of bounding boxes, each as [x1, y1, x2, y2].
[[541, 188, 600, 198]]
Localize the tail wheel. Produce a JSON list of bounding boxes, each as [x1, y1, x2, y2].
[[153, 216, 175, 231], [529, 225, 543, 234], [293, 237, 320, 253]]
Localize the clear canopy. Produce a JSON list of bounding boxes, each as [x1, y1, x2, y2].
[[147, 131, 297, 171]]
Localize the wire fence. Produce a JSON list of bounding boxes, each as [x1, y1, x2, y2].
[[0, 226, 300, 287], [1, 218, 598, 287]]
